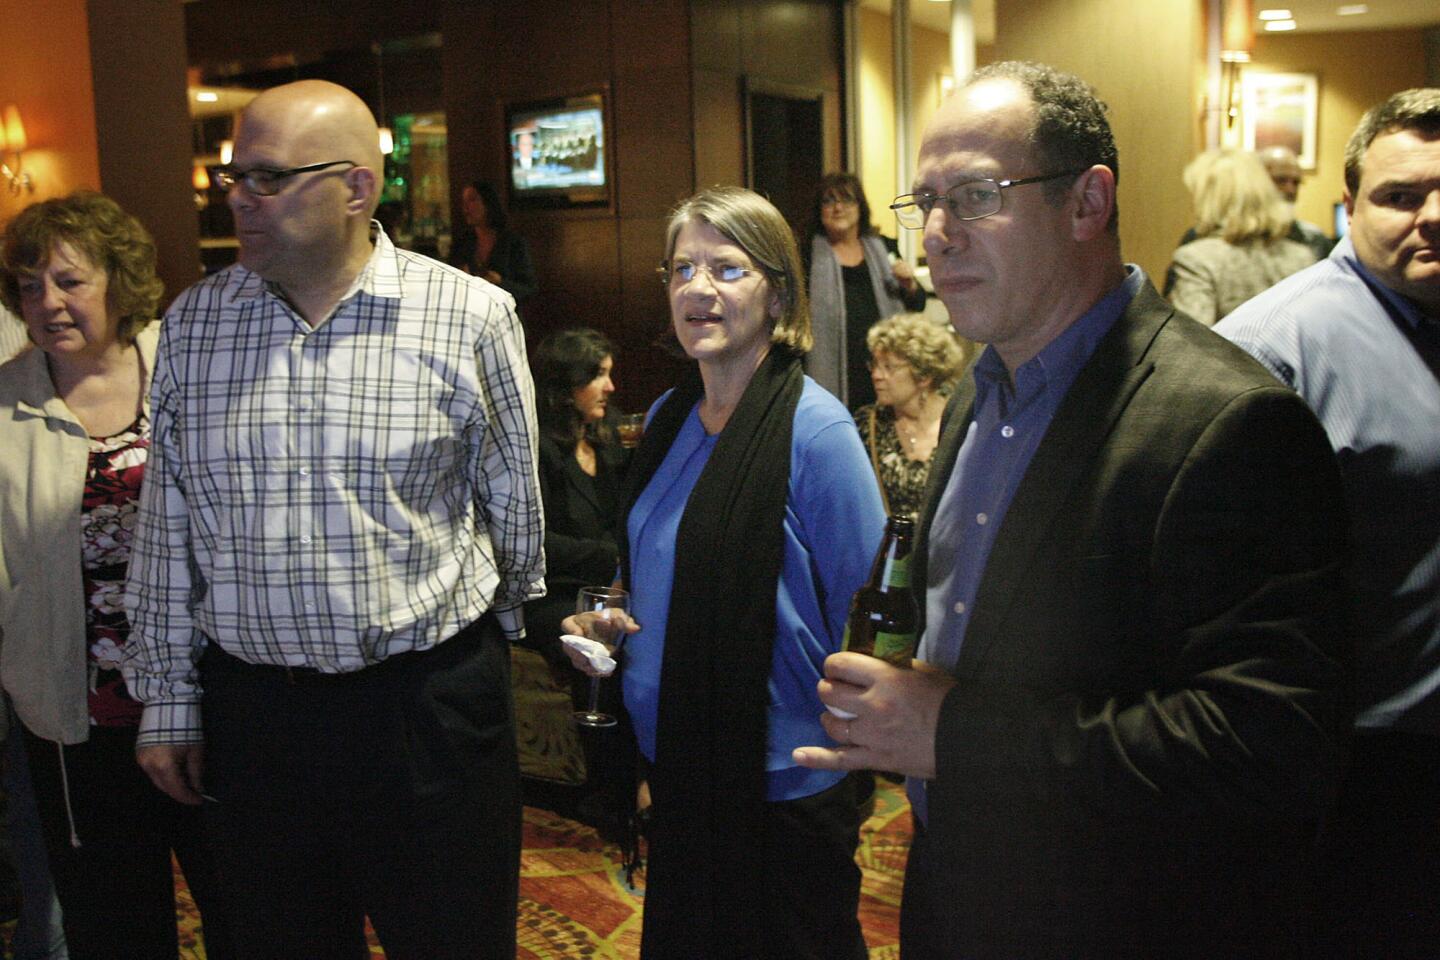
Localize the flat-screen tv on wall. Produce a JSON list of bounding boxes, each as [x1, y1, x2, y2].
[[506, 91, 609, 208]]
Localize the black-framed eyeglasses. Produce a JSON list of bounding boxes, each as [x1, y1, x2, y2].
[[658, 259, 761, 286], [212, 160, 359, 197], [889, 169, 1087, 228]]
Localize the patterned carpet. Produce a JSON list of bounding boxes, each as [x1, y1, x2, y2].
[[4, 778, 911, 959]]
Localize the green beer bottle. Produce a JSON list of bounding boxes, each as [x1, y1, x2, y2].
[[842, 516, 918, 667]]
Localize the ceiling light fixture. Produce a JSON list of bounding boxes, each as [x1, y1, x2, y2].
[[1264, 18, 1298, 30], [1257, 8, 1292, 18], [1336, 4, 1368, 14]]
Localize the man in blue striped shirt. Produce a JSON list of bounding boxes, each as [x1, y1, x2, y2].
[[123, 80, 544, 959], [1218, 87, 1440, 958]]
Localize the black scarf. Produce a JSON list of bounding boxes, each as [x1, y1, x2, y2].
[[618, 348, 804, 959]]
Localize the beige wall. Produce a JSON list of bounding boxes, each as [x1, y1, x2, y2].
[[857, 0, 1202, 280], [1246, 28, 1429, 234], [856, 9, 956, 242], [988, 0, 1205, 281]]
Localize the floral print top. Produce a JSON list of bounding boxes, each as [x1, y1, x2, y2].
[[855, 403, 933, 521], [83, 412, 148, 727]]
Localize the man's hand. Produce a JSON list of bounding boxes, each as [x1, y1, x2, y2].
[[137, 743, 206, 805], [792, 652, 956, 779], [891, 257, 919, 292]]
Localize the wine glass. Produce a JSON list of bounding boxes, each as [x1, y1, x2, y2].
[[573, 586, 630, 728]]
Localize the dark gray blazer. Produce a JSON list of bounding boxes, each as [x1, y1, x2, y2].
[[907, 280, 1350, 958]]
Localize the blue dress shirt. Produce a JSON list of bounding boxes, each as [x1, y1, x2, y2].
[[911, 267, 1144, 823], [1218, 237, 1440, 734]]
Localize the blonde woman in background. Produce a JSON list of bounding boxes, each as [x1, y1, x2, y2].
[[854, 313, 966, 519], [1165, 148, 1319, 326]]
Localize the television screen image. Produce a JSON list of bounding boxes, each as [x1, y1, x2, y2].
[[507, 92, 607, 205]]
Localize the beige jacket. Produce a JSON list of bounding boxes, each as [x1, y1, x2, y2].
[[0, 325, 158, 744]]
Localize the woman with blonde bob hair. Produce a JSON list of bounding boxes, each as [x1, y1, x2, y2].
[[855, 313, 968, 519], [1166, 148, 1318, 325], [563, 186, 885, 959]]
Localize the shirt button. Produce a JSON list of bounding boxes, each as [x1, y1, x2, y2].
[[976, 512, 988, 525], [1001, 425, 1015, 438], [953, 601, 967, 615], [300, 535, 312, 544], [299, 467, 311, 477]]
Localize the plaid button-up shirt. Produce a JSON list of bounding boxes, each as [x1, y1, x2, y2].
[[123, 228, 545, 746]]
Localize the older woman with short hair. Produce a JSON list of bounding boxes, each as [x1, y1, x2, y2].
[[564, 186, 885, 960], [1166, 149, 1319, 326], [854, 313, 967, 519], [0, 192, 229, 960]]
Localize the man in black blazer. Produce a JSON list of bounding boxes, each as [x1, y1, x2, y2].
[[795, 62, 1349, 958]]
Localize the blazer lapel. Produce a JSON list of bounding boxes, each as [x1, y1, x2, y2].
[[955, 286, 1173, 674]]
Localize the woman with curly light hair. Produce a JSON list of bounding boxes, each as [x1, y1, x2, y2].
[[1165, 148, 1319, 326], [855, 312, 967, 519], [0, 191, 230, 960]]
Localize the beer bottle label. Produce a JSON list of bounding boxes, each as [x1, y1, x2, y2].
[[882, 554, 910, 589], [873, 629, 916, 665]]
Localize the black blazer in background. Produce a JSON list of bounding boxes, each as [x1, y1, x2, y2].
[[907, 280, 1350, 958], [522, 434, 626, 651]]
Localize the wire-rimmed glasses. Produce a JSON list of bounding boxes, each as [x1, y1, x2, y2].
[[888, 168, 1087, 229]]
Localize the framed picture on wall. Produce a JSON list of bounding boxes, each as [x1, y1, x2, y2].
[[1241, 71, 1319, 170]]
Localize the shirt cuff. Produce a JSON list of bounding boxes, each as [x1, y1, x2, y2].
[[493, 603, 526, 642], [136, 701, 204, 748]]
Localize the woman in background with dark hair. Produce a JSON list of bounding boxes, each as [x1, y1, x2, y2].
[[525, 327, 626, 648], [521, 328, 635, 840], [450, 179, 538, 307], [805, 171, 925, 409]]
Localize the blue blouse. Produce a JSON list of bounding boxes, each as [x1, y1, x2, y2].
[[623, 378, 886, 801]]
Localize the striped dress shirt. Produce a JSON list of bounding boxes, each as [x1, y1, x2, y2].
[[123, 227, 545, 746], [1217, 236, 1440, 733]]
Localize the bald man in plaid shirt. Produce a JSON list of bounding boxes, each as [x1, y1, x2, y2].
[[123, 80, 544, 960]]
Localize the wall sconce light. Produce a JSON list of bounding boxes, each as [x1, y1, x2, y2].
[[0, 104, 34, 195], [219, 139, 234, 165], [193, 163, 212, 210]]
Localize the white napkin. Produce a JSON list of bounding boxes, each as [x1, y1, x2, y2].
[[561, 634, 617, 677]]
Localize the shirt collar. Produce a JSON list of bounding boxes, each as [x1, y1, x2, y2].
[[226, 221, 403, 307], [1332, 234, 1435, 332], [972, 265, 1143, 410]]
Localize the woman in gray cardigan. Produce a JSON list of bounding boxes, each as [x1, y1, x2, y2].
[[804, 173, 926, 408]]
